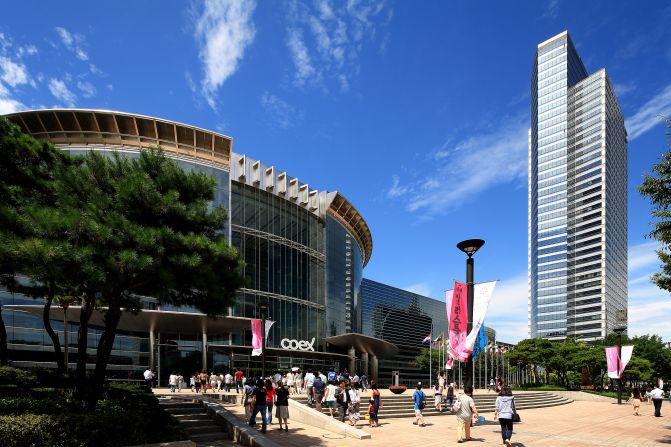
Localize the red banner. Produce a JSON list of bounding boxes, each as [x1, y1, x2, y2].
[[449, 280, 469, 361]]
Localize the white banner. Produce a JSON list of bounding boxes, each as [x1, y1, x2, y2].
[[464, 281, 498, 353]]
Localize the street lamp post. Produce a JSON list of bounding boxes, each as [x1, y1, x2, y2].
[[613, 327, 626, 405], [259, 300, 268, 379], [457, 238, 485, 388]]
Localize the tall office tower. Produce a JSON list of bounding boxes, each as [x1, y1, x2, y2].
[[528, 31, 627, 341]]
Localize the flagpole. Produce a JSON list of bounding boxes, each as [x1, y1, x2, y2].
[[429, 324, 433, 389]]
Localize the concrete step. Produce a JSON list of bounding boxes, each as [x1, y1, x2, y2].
[[165, 407, 205, 415], [173, 413, 211, 422], [180, 419, 220, 428], [184, 425, 223, 435], [189, 432, 229, 442]]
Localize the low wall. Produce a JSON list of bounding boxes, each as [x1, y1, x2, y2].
[[200, 400, 283, 447], [287, 399, 371, 440], [126, 442, 195, 447]]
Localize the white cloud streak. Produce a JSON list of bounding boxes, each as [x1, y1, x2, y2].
[[48, 78, 76, 107], [260, 92, 302, 129], [77, 80, 97, 99], [0, 56, 29, 87], [193, 0, 256, 110], [388, 114, 528, 217], [55, 27, 88, 61], [628, 240, 660, 272], [625, 84, 671, 140], [285, 0, 391, 92], [402, 282, 433, 298]]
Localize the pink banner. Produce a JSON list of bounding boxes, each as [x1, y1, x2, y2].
[[251, 319, 262, 356], [605, 346, 619, 378], [449, 281, 469, 362]]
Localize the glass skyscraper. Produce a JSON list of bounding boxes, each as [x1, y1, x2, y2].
[[528, 31, 628, 341]]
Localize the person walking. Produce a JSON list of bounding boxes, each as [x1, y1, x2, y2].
[[210, 372, 218, 392], [412, 382, 426, 427], [361, 373, 368, 391], [190, 374, 196, 392], [325, 380, 338, 417], [651, 384, 664, 417], [199, 370, 209, 394], [368, 398, 379, 427], [265, 379, 276, 425], [433, 383, 443, 412], [224, 371, 233, 392], [296, 371, 303, 394], [346, 383, 361, 426], [631, 387, 642, 416], [248, 379, 268, 433], [177, 373, 184, 392], [489, 378, 495, 392], [455, 386, 479, 443], [275, 382, 290, 432], [313, 374, 326, 413], [234, 368, 244, 393], [286, 371, 294, 394], [335, 380, 348, 422], [243, 378, 256, 419], [168, 372, 177, 392], [495, 385, 516, 447], [371, 382, 382, 417], [446, 382, 455, 409], [304, 370, 316, 405]]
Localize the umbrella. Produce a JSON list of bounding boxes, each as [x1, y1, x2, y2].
[[291, 367, 299, 372]]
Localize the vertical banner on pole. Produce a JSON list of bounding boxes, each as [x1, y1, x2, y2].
[[449, 281, 469, 361], [251, 319, 262, 356], [464, 281, 497, 354]]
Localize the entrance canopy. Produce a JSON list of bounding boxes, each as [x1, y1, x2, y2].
[[6, 305, 252, 334], [325, 333, 398, 359]]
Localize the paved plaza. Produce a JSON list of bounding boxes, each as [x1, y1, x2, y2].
[[203, 392, 669, 447]]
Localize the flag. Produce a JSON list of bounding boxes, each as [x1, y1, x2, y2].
[[472, 324, 486, 358], [449, 280, 469, 361], [464, 281, 497, 354], [251, 319, 263, 356], [433, 333, 443, 346], [606, 345, 634, 379], [251, 319, 275, 356], [446, 357, 453, 370], [421, 334, 432, 344]]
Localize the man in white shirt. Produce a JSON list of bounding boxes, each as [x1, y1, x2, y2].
[[352, 374, 360, 390], [651, 385, 664, 417], [168, 372, 177, 392], [143, 369, 154, 389], [224, 372, 233, 392], [304, 370, 316, 405]]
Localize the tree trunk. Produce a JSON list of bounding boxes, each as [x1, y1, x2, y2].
[[0, 306, 8, 366], [43, 282, 65, 374], [87, 303, 122, 409], [74, 293, 95, 400]]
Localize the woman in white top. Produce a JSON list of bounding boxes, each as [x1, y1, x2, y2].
[[286, 371, 294, 390], [295, 372, 303, 394], [324, 381, 338, 417], [210, 373, 218, 392], [346, 385, 361, 425]]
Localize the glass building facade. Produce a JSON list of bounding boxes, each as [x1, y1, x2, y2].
[[360, 278, 448, 385], [1, 109, 373, 381], [528, 31, 628, 341]]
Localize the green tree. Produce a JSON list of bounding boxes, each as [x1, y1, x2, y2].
[[54, 150, 245, 407], [638, 117, 671, 292], [0, 118, 73, 368]]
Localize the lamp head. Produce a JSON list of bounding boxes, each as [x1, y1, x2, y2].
[[613, 327, 626, 334], [258, 297, 269, 311], [457, 239, 485, 257]]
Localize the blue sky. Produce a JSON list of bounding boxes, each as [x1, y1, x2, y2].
[[1, 1, 671, 343]]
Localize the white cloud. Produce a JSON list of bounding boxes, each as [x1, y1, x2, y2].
[[0, 96, 25, 114], [388, 114, 528, 217], [629, 240, 660, 272], [77, 80, 97, 98], [287, 28, 317, 88], [625, 84, 671, 140], [55, 27, 88, 61], [612, 81, 636, 98], [542, 0, 560, 20], [0, 57, 29, 87], [260, 92, 302, 129], [285, 0, 391, 92], [193, 0, 256, 110], [48, 78, 76, 106], [402, 282, 432, 298]]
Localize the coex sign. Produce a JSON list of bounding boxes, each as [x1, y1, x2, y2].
[[280, 337, 316, 352]]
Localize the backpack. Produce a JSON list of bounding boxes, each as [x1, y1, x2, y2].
[[451, 395, 463, 413], [415, 391, 426, 410]]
